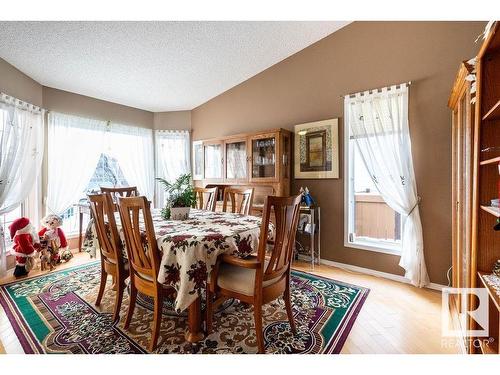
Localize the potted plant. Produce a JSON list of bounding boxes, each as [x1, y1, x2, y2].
[[156, 173, 196, 220]]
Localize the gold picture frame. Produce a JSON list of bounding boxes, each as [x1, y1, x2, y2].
[[294, 118, 339, 179]]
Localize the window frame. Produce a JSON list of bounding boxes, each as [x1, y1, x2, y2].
[[343, 111, 402, 256], [1, 203, 26, 251]]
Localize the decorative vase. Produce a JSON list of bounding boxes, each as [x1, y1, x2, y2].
[[170, 206, 190, 220]]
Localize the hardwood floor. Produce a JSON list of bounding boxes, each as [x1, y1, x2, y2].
[[293, 262, 458, 354], [0, 252, 458, 354]]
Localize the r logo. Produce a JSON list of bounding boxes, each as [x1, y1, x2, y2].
[[442, 288, 489, 337]]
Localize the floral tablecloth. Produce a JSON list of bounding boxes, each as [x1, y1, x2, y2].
[[83, 209, 267, 311]]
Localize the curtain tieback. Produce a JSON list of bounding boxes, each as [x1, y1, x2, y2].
[[407, 196, 421, 216]]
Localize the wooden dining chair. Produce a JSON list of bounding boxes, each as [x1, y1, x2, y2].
[[101, 186, 139, 210], [193, 187, 218, 211], [117, 196, 174, 352], [206, 194, 302, 353], [222, 187, 254, 215], [88, 193, 129, 323]]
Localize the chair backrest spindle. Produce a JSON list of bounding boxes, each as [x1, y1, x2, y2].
[[257, 195, 302, 283], [193, 187, 218, 211], [222, 187, 254, 215], [88, 193, 124, 266], [117, 196, 161, 283]]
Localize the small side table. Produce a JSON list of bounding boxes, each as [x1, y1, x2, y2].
[[295, 205, 321, 269], [76, 202, 91, 252]]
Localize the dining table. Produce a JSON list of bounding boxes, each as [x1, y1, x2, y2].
[[83, 207, 268, 343]]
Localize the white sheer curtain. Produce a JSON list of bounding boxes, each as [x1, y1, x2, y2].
[[46, 112, 107, 214], [155, 130, 191, 207], [345, 84, 429, 287], [107, 124, 154, 201], [0, 94, 44, 276]]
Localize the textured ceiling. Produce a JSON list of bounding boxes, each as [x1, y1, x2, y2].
[[0, 21, 349, 112]]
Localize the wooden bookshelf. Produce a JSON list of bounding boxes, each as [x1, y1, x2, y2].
[[480, 205, 500, 217], [479, 272, 500, 312], [480, 156, 500, 166], [478, 272, 500, 354], [450, 21, 500, 354], [471, 21, 500, 355], [482, 99, 500, 121], [479, 338, 499, 355]]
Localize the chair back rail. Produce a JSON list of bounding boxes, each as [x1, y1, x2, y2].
[[194, 187, 218, 211], [259, 195, 302, 282], [101, 186, 139, 210], [88, 193, 123, 265], [222, 187, 254, 215], [117, 196, 161, 282]]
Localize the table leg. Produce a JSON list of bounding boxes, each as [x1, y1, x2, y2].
[[185, 297, 204, 343], [78, 211, 84, 252]]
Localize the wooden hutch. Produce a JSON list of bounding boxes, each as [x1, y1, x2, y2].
[[449, 21, 500, 354], [192, 128, 292, 215]]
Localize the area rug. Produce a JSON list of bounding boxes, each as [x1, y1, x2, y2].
[[0, 261, 369, 354]]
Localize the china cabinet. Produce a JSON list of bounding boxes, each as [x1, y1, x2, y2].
[[193, 128, 291, 214]]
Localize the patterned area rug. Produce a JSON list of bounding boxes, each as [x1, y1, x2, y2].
[[0, 261, 369, 354]]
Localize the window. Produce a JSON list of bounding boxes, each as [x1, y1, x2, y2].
[[1, 205, 23, 251], [155, 130, 190, 207], [47, 112, 154, 236], [60, 153, 129, 234], [0, 98, 43, 255], [345, 103, 403, 255]]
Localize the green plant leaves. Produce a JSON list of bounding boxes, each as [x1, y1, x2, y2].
[[156, 173, 196, 211]]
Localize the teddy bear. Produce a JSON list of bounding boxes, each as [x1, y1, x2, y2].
[[39, 214, 71, 266], [8, 217, 40, 277]]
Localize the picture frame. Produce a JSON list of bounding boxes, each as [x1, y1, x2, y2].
[[294, 118, 339, 179], [192, 140, 204, 180]]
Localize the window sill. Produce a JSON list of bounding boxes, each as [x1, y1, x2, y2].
[[344, 240, 402, 256]]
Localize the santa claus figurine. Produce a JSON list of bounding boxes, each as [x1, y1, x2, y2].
[[8, 217, 40, 277], [39, 214, 68, 264]]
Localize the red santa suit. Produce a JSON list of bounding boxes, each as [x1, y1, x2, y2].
[[38, 227, 67, 249], [9, 217, 40, 277]]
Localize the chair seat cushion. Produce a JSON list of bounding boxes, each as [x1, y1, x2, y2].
[[104, 257, 129, 270], [137, 271, 154, 281], [217, 260, 282, 296]]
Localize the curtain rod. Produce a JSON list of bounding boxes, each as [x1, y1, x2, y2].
[[0, 92, 45, 113], [340, 81, 412, 99]]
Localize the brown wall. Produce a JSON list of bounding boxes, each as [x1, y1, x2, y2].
[[42, 86, 154, 128], [154, 111, 191, 130], [192, 21, 486, 285], [0, 57, 43, 106]]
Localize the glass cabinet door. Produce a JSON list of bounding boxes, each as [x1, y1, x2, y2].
[[251, 135, 276, 179], [225, 140, 247, 180], [204, 142, 223, 179], [282, 133, 290, 179]]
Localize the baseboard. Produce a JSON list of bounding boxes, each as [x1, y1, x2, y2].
[[297, 255, 447, 292]]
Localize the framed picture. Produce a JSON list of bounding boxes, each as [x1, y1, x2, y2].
[[294, 118, 339, 179], [192, 140, 204, 180]]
